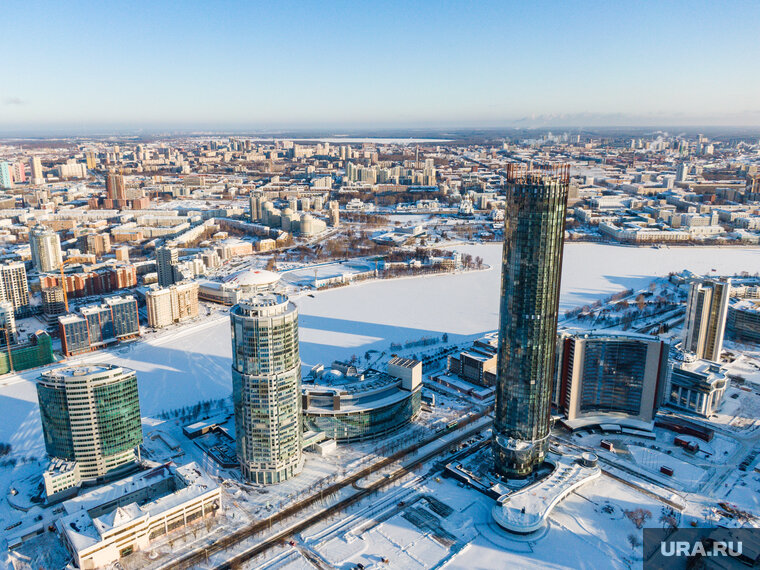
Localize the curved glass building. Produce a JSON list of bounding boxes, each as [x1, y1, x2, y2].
[[554, 331, 669, 423], [302, 364, 422, 442], [494, 165, 569, 478], [36, 364, 142, 481], [231, 294, 303, 484]]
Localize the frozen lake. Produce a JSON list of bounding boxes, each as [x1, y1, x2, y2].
[[0, 243, 758, 452]]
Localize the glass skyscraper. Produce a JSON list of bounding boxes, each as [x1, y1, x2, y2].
[[231, 293, 303, 484], [36, 364, 143, 481], [493, 165, 569, 478]]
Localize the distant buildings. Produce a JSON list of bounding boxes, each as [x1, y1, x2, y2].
[[37, 364, 143, 497], [231, 294, 303, 484], [40, 264, 137, 299], [0, 261, 30, 312], [59, 295, 140, 356], [328, 200, 340, 227], [683, 279, 730, 361], [665, 351, 727, 417], [29, 156, 44, 184], [302, 358, 422, 442], [554, 332, 670, 424], [30, 225, 63, 273], [145, 281, 199, 328], [106, 173, 126, 201], [250, 192, 263, 222], [493, 165, 569, 478], [0, 162, 12, 189]]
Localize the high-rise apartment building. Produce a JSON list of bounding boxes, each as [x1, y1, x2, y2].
[[29, 156, 44, 184], [0, 162, 13, 189], [59, 295, 140, 356], [0, 262, 30, 312], [41, 286, 66, 325], [683, 279, 730, 362], [106, 173, 126, 201], [328, 200, 340, 227], [11, 161, 25, 184], [156, 246, 180, 287], [30, 225, 63, 273], [250, 192, 263, 222], [145, 281, 199, 328], [231, 294, 303, 484], [37, 364, 142, 485], [493, 164, 569, 478]]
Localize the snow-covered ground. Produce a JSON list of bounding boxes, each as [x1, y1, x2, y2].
[[287, 472, 667, 570]]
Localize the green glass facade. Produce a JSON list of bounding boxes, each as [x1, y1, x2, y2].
[[0, 331, 54, 374], [36, 364, 143, 480], [94, 375, 143, 456], [494, 167, 569, 478], [38, 381, 74, 459]]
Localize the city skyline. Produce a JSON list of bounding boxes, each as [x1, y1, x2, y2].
[[2, 0, 759, 133]]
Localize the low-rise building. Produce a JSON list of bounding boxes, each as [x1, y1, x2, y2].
[[57, 462, 221, 569], [665, 350, 727, 417], [446, 333, 498, 387], [301, 360, 422, 442]]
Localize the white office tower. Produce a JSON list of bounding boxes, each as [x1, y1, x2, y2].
[[231, 294, 303, 484], [30, 225, 63, 273], [683, 279, 730, 362]]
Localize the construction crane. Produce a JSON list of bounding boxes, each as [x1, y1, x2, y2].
[[59, 257, 90, 312]]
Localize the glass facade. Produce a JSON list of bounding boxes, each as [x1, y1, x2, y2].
[[304, 389, 421, 442], [578, 341, 648, 415], [38, 382, 75, 459], [94, 374, 143, 456], [494, 167, 569, 478], [36, 364, 143, 480], [231, 294, 303, 484]]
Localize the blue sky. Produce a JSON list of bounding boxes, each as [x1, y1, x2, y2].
[[1, 0, 759, 131]]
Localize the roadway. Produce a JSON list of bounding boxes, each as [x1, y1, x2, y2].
[[161, 410, 492, 570]]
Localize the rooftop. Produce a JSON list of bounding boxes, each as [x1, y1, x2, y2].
[[223, 268, 280, 288]]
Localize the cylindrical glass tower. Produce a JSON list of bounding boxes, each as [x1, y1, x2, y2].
[[493, 164, 569, 478], [231, 293, 303, 484]]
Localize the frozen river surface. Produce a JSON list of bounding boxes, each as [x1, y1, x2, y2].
[[0, 243, 758, 451]]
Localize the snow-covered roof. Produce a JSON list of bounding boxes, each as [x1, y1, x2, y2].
[[223, 268, 280, 288]]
